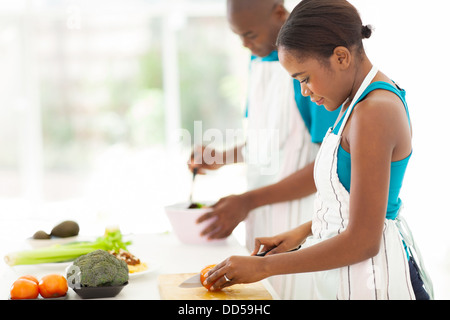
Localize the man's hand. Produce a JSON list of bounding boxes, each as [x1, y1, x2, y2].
[[196, 194, 252, 239], [187, 145, 225, 174]]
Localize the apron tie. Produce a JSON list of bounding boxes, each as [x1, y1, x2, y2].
[[395, 210, 435, 299]]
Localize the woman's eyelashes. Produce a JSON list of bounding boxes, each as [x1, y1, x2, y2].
[[300, 77, 309, 84]]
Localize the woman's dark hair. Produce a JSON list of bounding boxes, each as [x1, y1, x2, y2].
[[277, 0, 372, 62]]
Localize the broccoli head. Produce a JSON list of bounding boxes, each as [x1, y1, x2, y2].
[[68, 249, 129, 287]]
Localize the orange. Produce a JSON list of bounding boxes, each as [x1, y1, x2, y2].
[[38, 274, 68, 298], [10, 278, 39, 300], [200, 264, 217, 291]]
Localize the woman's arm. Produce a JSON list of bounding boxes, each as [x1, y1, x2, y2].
[[205, 94, 407, 289]]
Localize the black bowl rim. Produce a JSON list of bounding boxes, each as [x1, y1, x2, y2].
[[72, 281, 128, 290]]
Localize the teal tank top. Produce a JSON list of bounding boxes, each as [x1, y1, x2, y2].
[[332, 81, 411, 220]]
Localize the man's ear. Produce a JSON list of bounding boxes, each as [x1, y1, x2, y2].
[[272, 4, 288, 22], [332, 46, 352, 70]]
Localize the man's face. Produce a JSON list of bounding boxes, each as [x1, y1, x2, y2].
[[227, 5, 283, 57]]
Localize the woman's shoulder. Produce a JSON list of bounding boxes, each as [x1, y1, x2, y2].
[[346, 84, 411, 154], [351, 89, 406, 134], [356, 84, 406, 120]]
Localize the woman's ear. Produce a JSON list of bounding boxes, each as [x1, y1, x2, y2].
[[332, 46, 352, 70]]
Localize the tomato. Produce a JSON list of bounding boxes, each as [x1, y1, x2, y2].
[[18, 275, 39, 286], [10, 279, 39, 300], [38, 274, 68, 298], [200, 264, 217, 291]]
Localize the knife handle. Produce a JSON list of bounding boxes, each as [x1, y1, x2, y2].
[[255, 245, 301, 257]]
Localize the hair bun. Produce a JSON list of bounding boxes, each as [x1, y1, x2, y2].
[[361, 25, 373, 39]]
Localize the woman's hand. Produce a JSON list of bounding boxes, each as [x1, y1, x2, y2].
[[251, 222, 312, 256], [251, 234, 298, 256], [203, 255, 268, 291]]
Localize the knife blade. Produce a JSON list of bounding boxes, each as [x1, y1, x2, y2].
[[179, 273, 203, 288]]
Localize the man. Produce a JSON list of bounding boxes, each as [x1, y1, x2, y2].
[[188, 0, 340, 299]]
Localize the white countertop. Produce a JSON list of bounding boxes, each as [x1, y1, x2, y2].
[[0, 232, 279, 300]]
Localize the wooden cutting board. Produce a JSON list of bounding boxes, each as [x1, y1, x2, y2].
[[158, 273, 273, 300]]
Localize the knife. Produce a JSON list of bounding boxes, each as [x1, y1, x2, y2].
[[178, 246, 301, 288], [179, 273, 203, 288], [255, 245, 301, 256]]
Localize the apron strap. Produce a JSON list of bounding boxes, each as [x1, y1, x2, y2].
[[337, 66, 378, 136], [395, 211, 435, 299]]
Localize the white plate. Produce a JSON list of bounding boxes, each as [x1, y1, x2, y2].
[[128, 260, 160, 279]]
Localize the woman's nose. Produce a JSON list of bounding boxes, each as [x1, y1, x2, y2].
[[300, 82, 312, 97]]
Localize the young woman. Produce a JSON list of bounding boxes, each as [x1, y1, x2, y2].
[[190, 0, 339, 299], [204, 0, 433, 300]]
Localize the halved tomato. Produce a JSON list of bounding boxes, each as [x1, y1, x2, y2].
[[200, 264, 217, 291]]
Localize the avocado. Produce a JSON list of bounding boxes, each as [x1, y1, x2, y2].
[[33, 230, 51, 239], [50, 220, 80, 238]]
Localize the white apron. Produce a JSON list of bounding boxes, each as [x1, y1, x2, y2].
[[306, 66, 432, 299], [243, 57, 318, 299]]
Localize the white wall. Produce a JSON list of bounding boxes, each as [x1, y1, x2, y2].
[[351, 0, 450, 299]]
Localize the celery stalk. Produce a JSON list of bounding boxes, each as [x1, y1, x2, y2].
[[4, 229, 131, 266]]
